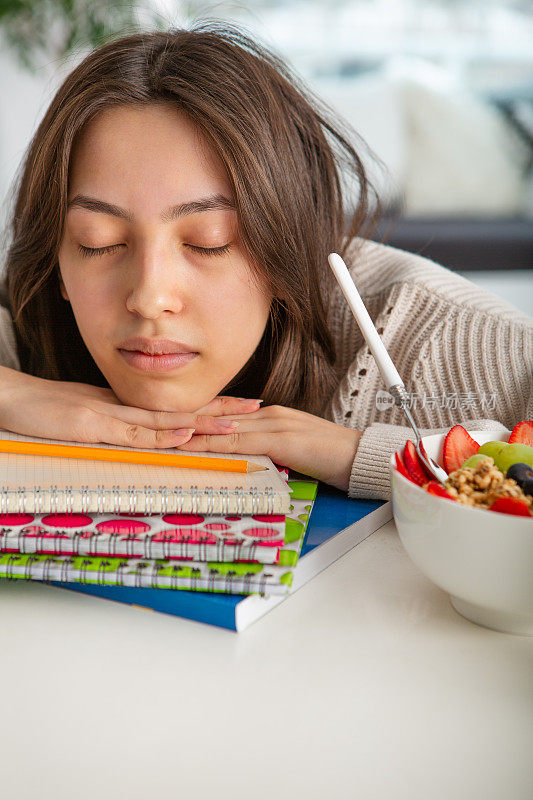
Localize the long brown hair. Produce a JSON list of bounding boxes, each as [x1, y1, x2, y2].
[[2, 21, 384, 415]]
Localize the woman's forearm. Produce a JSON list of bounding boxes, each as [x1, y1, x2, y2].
[[0, 364, 31, 407]]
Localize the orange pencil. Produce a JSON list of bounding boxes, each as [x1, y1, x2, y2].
[[0, 438, 266, 473]]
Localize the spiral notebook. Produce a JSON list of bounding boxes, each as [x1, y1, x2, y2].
[[0, 429, 291, 515], [0, 470, 297, 565], [0, 478, 318, 595], [0, 508, 288, 563]]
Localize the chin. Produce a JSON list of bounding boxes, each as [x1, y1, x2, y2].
[[113, 382, 211, 413]]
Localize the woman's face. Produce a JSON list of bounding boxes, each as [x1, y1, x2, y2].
[[58, 103, 272, 412]]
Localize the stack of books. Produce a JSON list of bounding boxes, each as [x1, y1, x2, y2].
[[0, 429, 391, 630]]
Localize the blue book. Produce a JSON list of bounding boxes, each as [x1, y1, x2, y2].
[[51, 483, 391, 631]]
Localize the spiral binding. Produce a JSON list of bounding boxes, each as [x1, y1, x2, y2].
[[0, 554, 281, 595], [0, 484, 277, 514]]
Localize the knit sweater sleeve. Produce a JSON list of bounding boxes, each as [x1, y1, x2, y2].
[[347, 304, 533, 501]]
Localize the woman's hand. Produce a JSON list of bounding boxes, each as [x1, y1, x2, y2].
[[176, 404, 363, 492], [0, 366, 262, 449]]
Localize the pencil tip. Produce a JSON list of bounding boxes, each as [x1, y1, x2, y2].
[[247, 462, 267, 473]]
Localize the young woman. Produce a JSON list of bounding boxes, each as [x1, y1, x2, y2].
[[0, 23, 531, 501]]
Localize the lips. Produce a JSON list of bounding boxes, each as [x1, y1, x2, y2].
[[117, 337, 198, 356], [118, 349, 198, 373]]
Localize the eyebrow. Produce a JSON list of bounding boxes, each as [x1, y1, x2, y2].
[[66, 192, 236, 222]]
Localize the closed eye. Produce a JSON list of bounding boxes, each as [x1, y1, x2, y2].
[[186, 244, 231, 257], [77, 243, 232, 258], [78, 244, 123, 258]]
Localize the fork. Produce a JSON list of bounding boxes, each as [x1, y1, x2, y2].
[[328, 252, 448, 484]]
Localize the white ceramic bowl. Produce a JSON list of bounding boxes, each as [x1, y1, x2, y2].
[[390, 429, 533, 635]]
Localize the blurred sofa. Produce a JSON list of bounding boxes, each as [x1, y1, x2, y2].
[[316, 60, 533, 273], [370, 214, 533, 272]]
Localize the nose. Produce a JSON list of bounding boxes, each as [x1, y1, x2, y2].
[[125, 244, 187, 319]]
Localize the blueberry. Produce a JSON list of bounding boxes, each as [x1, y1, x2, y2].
[[506, 462, 533, 489], [523, 476, 533, 497]]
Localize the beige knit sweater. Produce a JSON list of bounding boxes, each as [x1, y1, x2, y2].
[[1, 236, 532, 501]]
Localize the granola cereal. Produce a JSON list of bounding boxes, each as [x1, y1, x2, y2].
[[436, 456, 533, 511]]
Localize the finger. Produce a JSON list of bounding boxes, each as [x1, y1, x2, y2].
[[209, 410, 265, 421], [80, 404, 243, 436], [194, 396, 263, 415], [214, 407, 335, 426], [83, 410, 197, 449], [175, 430, 278, 456], [203, 404, 289, 421], [202, 409, 310, 426], [183, 417, 290, 434]]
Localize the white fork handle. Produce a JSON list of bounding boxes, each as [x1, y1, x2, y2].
[[328, 252, 404, 390]]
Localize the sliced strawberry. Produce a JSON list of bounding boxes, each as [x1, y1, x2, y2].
[[508, 421, 533, 447], [395, 450, 414, 483], [404, 440, 433, 486], [442, 425, 479, 473], [425, 481, 455, 500], [489, 497, 532, 517]]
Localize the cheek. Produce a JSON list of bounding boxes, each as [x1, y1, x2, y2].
[[202, 281, 270, 354], [63, 273, 116, 345]]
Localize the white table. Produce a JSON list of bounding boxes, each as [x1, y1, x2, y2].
[[1, 519, 532, 800]]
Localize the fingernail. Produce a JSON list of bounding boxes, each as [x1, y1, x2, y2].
[[238, 398, 263, 404], [215, 419, 240, 428], [173, 428, 195, 438]]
